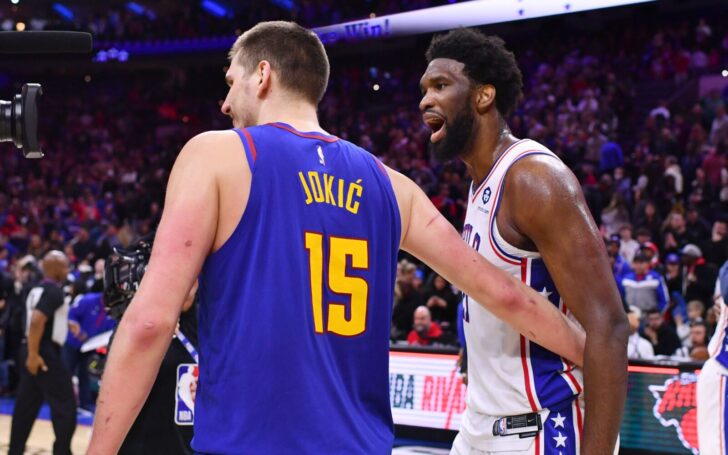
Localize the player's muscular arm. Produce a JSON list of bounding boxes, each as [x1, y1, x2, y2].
[[89, 131, 247, 454], [387, 167, 585, 367], [505, 156, 628, 455]]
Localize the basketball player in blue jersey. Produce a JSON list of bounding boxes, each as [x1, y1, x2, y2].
[[419, 29, 628, 455], [88, 22, 586, 455], [697, 262, 728, 454]]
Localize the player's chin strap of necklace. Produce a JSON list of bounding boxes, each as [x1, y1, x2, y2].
[[175, 328, 199, 364]]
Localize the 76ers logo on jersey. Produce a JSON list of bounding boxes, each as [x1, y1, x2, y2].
[[649, 373, 699, 454], [482, 187, 491, 204]]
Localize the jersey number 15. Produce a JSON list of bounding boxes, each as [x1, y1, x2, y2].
[[304, 232, 369, 336]]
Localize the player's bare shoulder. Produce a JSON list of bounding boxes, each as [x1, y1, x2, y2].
[[504, 148, 584, 217], [177, 130, 247, 170]]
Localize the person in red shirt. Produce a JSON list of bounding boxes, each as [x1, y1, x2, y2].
[[407, 306, 443, 346]]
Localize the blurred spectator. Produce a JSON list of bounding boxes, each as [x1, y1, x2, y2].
[[627, 306, 654, 360], [674, 321, 710, 361], [710, 105, 728, 146], [601, 194, 630, 237], [633, 202, 662, 243], [675, 300, 706, 347], [703, 219, 728, 267], [64, 292, 116, 411], [681, 243, 717, 304], [664, 253, 685, 301], [407, 306, 443, 346], [421, 273, 458, 329], [662, 212, 689, 253], [640, 242, 661, 271], [391, 261, 424, 340], [664, 156, 683, 195], [621, 253, 669, 312], [618, 224, 640, 263], [641, 308, 683, 356], [684, 206, 711, 245], [599, 137, 624, 174]]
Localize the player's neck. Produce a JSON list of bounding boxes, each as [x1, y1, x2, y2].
[[256, 98, 328, 135], [463, 116, 518, 186]]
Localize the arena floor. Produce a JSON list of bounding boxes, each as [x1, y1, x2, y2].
[[0, 416, 91, 454]]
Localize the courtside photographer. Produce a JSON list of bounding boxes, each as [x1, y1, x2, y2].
[[103, 235, 198, 454]]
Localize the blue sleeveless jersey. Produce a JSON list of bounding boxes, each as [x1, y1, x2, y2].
[[195, 123, 401, 454]]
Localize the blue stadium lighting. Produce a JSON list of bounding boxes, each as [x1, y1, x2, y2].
[[270, 0, 295, 11], [52, 3, 74, 21], [201, 0, 229, 18], [126, 2, 145, 15]]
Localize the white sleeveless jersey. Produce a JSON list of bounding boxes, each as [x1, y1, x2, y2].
[[460, 139, 584, 442], [709, 280, 728, 368]]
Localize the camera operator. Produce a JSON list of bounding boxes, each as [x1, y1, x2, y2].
[[104, 238, 199, 454]]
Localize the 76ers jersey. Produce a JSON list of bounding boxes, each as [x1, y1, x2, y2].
[[710, 278, 728, 369], [460, 139, 584, 448], [195, 123, 401, 454]]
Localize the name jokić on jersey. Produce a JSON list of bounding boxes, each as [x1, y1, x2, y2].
[[298, 171, 363, 215]]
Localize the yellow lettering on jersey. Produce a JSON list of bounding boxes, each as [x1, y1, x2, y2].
[[298, 172, 313, 205], [346, 179, 362, 215], [308, 171, 325, 203], [323, 174, 336, 205], [299, 171, 363, 214], [337, 178, 345, 208]]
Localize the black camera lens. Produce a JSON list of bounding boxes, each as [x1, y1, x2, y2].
[[0, 83, 43, 159]]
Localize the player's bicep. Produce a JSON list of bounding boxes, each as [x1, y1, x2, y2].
[[399, 178, 504, 300], [510, 159, 622, 328], [130, 134, 220, 320]]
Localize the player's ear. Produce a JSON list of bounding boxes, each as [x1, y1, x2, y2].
[[256, 60, 272, 98], [475, 84, 496, 114]]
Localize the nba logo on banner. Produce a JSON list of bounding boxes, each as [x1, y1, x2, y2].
[[175, 364, 199, 425]]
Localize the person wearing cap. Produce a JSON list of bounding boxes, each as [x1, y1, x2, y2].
[[681, 243, 718, 304], [621, 253, 670, 313], [639, 241, 663, 276], [664, 253, 683, 296], [626, 306, 654, 360]]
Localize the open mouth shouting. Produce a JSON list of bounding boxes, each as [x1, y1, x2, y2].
[[423, 112, 446, 143]]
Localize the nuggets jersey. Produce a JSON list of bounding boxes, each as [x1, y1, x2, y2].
[[195, 123, 401, 454], [459, 139, 584, 451]]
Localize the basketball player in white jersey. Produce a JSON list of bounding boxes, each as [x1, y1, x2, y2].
[[697, 261, 728, 453], [419, 29, 628, 455]]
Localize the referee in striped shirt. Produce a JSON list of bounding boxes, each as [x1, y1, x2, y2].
[[9, 251, 76, 455]]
